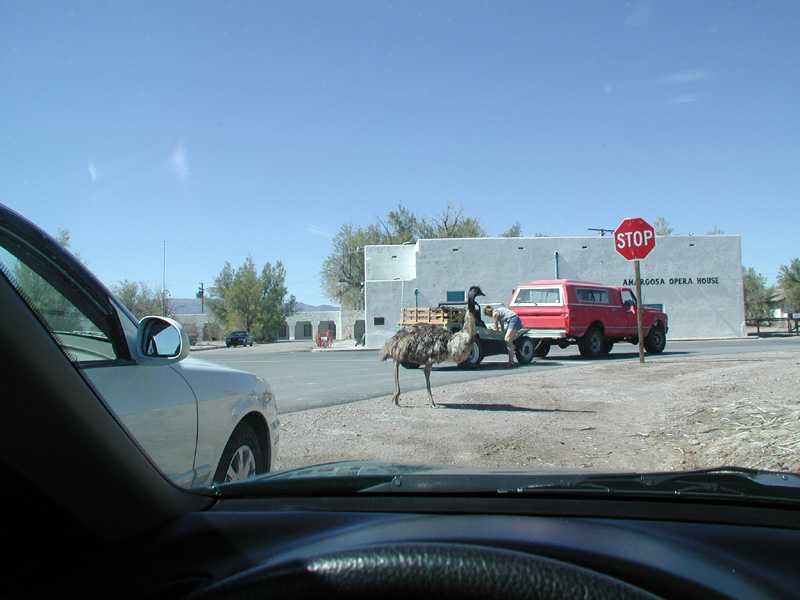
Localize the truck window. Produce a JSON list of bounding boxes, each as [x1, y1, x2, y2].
[[576, 288, 610, 304], [513, 287, 561, 305], [621, 289, 636, 306]]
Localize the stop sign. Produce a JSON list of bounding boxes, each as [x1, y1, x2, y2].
[[614, 218, 656, 261]]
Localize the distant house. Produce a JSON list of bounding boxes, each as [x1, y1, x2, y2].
[[171, 301, 365, 344]]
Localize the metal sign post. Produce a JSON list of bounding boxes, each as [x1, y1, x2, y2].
[[614, 218, 656, 364]]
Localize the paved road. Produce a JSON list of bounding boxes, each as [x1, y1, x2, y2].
[[195, 336, 799, 415]]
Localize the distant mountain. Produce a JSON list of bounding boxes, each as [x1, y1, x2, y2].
[[171, 298, 204, 314], [170, 298, 339, 314], [294, 302, 340, 312]]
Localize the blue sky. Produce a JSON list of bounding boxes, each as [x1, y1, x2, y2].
[[2, 1, 797, 306]]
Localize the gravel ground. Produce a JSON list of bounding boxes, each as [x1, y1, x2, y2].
[[275, 349, 800, 473]]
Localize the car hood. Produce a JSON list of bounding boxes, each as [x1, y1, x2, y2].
[[171, 356, 271, 401], [213, 461, 800, 506]]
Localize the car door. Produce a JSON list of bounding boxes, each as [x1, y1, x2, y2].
[[0, 205, 200, 486]]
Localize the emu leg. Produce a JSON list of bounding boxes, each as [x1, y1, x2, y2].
[[391, 360, 401, 406], [424, 364, 437, 408]]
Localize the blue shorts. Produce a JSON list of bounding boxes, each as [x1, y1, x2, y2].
[[507, 315, 523, 330]]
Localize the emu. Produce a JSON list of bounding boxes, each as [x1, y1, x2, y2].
[[379, 285, 484, 407]]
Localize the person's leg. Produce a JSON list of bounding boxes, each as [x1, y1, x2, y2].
[[505, 328, 518, 365]]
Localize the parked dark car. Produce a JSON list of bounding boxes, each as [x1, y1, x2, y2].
[[226, 330, 254, 347]]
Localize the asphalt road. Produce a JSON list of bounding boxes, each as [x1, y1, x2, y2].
[[196, 335, 799, 415]]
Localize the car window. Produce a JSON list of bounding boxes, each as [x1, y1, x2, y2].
[[0, 228, 121, 364], [2, 3, 798, 503]]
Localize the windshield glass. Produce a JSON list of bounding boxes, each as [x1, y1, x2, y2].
[[2, 2, 798, 493]]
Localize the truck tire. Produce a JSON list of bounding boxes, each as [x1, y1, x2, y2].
[[643, 323, 667, 354], [458, 339, 484, 370], [578, 326, 604, 359], [514, 337, 535, 365], [533, 340, 551, 358]]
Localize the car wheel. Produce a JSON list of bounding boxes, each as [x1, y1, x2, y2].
[[643, 323, 667, 354], [578, 326, 604, 359], [458, 339, 483, 370], [214, 422, 263, 484], [602, 339, 614, 354], [533, 340, 551, 358], [514, 337, 535, 364]]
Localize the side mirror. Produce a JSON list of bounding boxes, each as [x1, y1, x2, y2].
[[136, 316, 191, 365]]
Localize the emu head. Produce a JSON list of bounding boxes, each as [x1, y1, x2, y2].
[[468, 286, 485, 302]]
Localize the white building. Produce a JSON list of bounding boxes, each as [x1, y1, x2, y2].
[[364, 235, 744, 348]]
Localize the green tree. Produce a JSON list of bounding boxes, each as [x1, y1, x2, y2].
[[653, 217, 674, 236], [209, 256, 296, 341], [207, 262, 235, 326], [500, 222, 522, 237], [778, 258, 800, 312], [706, 227, 725, 235], [417, 202, 487, 239], [257, 261, 297, 341], [321, 202, 498, 308], [742, 267, 772, 322], [111, 280, 171, 319]]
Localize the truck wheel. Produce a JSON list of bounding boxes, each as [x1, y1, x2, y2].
[[602, 339, 614, 354], [534, 340, 551, 358], [458, 339, 484, 370], [578, 326, 604, 359], [514, 337, 535, 364], [643, 323, 666, 354]]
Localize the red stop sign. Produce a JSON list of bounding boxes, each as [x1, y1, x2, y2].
[[614, 218, 656, 261]]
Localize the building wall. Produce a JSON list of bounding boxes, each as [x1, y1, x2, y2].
[[365, 235, 744, 348]]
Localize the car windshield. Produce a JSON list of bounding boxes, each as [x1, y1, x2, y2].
[[2, 2, 798, 497]]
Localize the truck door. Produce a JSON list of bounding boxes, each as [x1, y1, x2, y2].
[[619, 289, 638, 335]]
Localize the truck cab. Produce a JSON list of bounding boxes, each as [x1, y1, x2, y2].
[[510, 279, 668, 358]]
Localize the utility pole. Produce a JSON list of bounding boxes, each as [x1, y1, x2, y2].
[[162, 240, 167, 316], [197, 283, 205, 314]]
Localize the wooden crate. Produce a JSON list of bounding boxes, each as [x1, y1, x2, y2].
[[400, 306, 464, 325]]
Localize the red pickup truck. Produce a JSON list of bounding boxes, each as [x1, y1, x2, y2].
[[509, 279, 668, 359]]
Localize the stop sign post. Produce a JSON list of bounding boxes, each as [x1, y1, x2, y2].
[[614, 218, 656, 363]]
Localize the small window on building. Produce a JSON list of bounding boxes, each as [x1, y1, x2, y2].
[[374, 317, 385, 326], [446, 291, 465, 303], [303, 324, 312, 337]]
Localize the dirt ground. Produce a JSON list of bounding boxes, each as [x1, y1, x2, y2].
[[275, 349, 800, 473]]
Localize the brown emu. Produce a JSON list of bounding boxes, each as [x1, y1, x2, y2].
[[379, 285, 485, 407]]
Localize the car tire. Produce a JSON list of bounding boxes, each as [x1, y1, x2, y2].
[[514, 337, 535, 365], [578, 326, 604, 359], [458, 339, 484, 370], [602, 339, 614, 354], [213, 422, 263, 484], [643, 323, 667, 354]]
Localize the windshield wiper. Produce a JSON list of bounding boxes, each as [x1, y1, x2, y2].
[[497, 467, 800, 501]]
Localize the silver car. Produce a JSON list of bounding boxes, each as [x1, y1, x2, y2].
[[0, 203, 279, 488]]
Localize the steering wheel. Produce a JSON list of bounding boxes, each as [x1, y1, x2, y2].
[[193, 542, 661, 600]]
